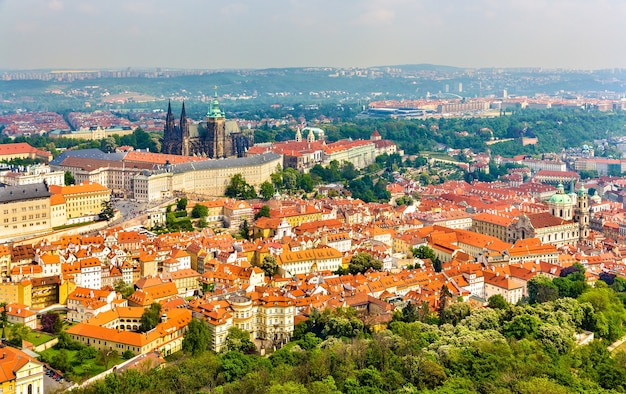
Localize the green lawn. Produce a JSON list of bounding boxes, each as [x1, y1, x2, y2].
[[40, 347, 124, 382], [26, 331, 54, 347]]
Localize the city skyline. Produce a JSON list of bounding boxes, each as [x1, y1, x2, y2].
[[1, 0, 625, 71]]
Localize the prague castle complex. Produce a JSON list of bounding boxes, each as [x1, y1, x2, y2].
[[162, 91, 253, 158]]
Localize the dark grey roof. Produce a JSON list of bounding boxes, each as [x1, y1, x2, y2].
[[0, 183, 51, 203], [171, 152, 282, 174], [50, 149, 127, 166]]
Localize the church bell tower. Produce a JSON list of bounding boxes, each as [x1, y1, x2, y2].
[[575, 185, 590, 240], [206, 87, 226, 158]]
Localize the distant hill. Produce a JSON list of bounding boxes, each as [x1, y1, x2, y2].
[[384, 64, 466, 73]]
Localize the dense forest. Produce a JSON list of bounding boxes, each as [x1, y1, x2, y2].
[[71, 266, 626, 394], [252, 108, 626, 158]]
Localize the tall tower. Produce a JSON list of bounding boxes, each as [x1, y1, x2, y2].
[[575, 185, 590, 240], [163, 100, 177, 154], [205, 87, 226, 158], [180, 102, 190, 156]]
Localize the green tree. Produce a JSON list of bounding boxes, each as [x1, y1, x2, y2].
[[488, 294, 509, 310], [225, 173, 257, 199], [51, 349, 71, 372], [439, 302, 471, 326], [412, 245, 437, 260], [225, 327, 257, 354], [259, 181, 275, 200], [64, 170, 75, 185], [298, 173, 315, 192], [191, 204, 208, 218], [76, 346, 98, 363], [528, 275, 559, 304], [270, 165, 283, 189], [0, 302, 6, 331], [282, 169, 298, 191], [260, 255, 279, 279], [503, 314, 541, 339], [347, 252, 382, 274], [182, 318, 211, 356], [240, 219, 250, 240], [56, 331, 83, 350], [96, 348, 119, 369], [196, 218, 208, 229], [395, 196, 414, 206], [8, 323, 30, 346], [99, 200, 115, 221], [139, 303, 162, 332], [437, 284, 452, 322], [267, 382, 309, 394], [255, 205, 271, 220], [100, 137, 117, 153], [176, 198, 188, 212], [113, 279, 135, 299]]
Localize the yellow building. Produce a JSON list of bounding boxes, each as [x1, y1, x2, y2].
[[0, 346, 44, 394], [277, 247, 343, 276], [0, 183, 52, 242], [49, 181, 110, 222], [0, 279, 32, 307], [255, 295, 294, 345], [0, 245, 11, 278], [167, 268, 200, 297], [30, 275, 62, 310], [269, 204, 323, 227], [471, 212, 515, 242], [132, 152, 283, 202], [0, 142, 52, 162], [48, 126, 135, 140], [66, 307, 191, 357], [50, 194, 67, 228]]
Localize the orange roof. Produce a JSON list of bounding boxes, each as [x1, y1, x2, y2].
[[0, 142, 50, 158], [0, 346, 42, 384], [49, 181, 110, 196], [124, 150, 206, 165], [67, 308, 191, 348], [50, 194, 66, 206]]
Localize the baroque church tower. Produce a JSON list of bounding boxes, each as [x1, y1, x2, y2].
[[575, 185, 590, 240]]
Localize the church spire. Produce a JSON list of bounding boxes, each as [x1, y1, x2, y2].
[[180, 101, 189, 138], [165, 100, 175, 138]]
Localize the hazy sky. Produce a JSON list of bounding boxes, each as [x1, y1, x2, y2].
[[1, 0, 625, 70]]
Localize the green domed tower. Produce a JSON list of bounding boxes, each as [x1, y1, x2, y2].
[[205, 87, 227, 158], [547, 183, 573, 220]]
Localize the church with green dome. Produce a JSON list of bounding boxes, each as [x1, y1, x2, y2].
[[509, 182, 590, 247], [547, 183, 573, 220]]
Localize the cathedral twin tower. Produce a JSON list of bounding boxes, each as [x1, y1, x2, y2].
[[162, 90, 253, 158]]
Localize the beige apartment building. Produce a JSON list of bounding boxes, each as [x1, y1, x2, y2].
[[132, 152, 282, 202], [0, 183, 52, 242], [49, 181, 110, 222]]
